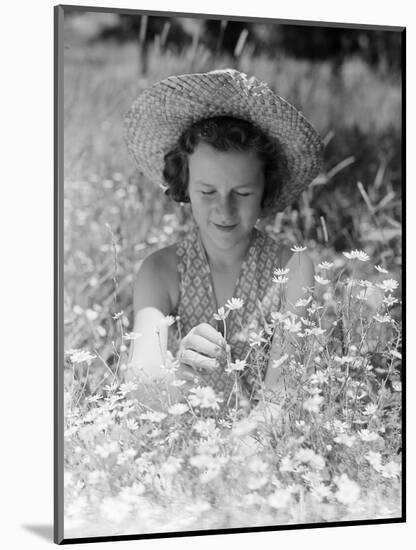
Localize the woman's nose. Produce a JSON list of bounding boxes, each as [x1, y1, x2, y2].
[[216, 195, 236, 220]]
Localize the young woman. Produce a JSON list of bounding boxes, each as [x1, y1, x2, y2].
[[123, 69, 323, 408]]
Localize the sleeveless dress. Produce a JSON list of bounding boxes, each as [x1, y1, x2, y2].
[[168, 223, 285, 404]]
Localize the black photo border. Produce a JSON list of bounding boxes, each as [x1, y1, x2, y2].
[[54, 4, 406, 544]]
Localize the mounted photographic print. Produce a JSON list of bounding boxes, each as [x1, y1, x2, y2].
[[54, 4, 405, 544]]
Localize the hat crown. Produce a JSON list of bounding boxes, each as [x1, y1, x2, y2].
[[124, 69, 323, 213]]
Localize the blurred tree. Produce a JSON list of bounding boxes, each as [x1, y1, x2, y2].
[[67, 10, 402, 74], [251, 24, 402, 72]]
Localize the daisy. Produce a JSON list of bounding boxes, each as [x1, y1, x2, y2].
[[168, 403, 189, 415], [122, 332, 141, 340], [318, 261, 334, 269], [225, 297, 244, 310], [290, 245, 307, 253], [125, 418, 139, 431], [358, 429, 379, 442], [112, 310, 124, 320], [375, 265, 389, 274], [342, 249, 370, 262], [392, 381, 402, 392], [373, 313, 392, 324], [381, 461, 401, 479], [365, 451, 383, 472], [303, 394, 323, 414], [334, 474, 360, 505], [334, 433, 356, 447], [268, 488, 292, 509], [139, 411, 167, 422], [68, 349, 96, 364], [376, 278, 399, 293], [272, 353, 289, 369], [363, 403, 378, 416], [295, 296, 313, 308], [188, 386, 223, 410], [314, 275, 330, 285], [383, 295, 399, 307], [358, 279, 374, 288]]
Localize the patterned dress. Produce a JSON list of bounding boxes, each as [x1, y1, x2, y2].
[[169, 223, 286, 404]]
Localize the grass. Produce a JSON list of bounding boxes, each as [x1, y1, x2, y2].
[[62, 25, 402, 538]]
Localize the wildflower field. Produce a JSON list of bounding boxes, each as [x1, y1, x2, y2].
[[62, 16, 402, 539]]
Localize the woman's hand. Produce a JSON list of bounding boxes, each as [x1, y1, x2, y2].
[[176, 323, 225, 384]]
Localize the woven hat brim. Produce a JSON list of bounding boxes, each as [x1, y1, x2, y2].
[[124, 69, 323, 212]]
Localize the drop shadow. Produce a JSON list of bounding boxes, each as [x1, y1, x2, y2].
[[21, 524, 53, 542]]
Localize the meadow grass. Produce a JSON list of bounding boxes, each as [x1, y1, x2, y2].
[[62, 36, 402, 537]]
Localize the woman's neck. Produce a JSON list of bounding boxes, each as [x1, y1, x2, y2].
[[197, 227, 255, 272]]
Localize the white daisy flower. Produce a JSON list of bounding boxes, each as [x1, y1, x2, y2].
[[342, 249, 370, 262]]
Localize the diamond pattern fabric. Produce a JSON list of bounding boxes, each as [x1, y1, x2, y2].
[[168, 223, 284, 403]]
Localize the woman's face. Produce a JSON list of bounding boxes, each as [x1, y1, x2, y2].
[[188, 142, 265, 251]]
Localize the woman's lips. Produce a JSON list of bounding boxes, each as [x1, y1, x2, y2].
[[213, 223, 238, 232]]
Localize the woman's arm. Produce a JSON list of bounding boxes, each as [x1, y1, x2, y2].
[[125, 250, 173, 382]]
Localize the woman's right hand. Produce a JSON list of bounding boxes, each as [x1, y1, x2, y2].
[[176, 323, 226, 384]]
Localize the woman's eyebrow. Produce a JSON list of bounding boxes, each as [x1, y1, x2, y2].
[[194, 180, 256, 189]]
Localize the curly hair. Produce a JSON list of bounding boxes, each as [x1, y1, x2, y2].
[[162, 116, 288, 217]]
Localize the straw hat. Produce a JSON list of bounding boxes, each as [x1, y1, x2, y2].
[[124, 68, 323, 212]]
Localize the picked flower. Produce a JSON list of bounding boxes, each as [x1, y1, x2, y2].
[[314, 275, 330, 285], [318, 261, 334, 269], [225, 297, 244, 311], [274, 267, 290, 276], [225, 359, 247, 373], [290, 245, 307, 252], [159, 315, 176, 327], [213, 306, 229, 321], [342, 249, 370, 262], [375, 265, 389, 274], [376, 278, 399, 293], [272, 275, 289, 284]]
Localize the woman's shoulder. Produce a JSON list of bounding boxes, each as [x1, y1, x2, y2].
[[257, 230, 294, 268], [134, 244, 179, 315], [143, 243, 177, 272]]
